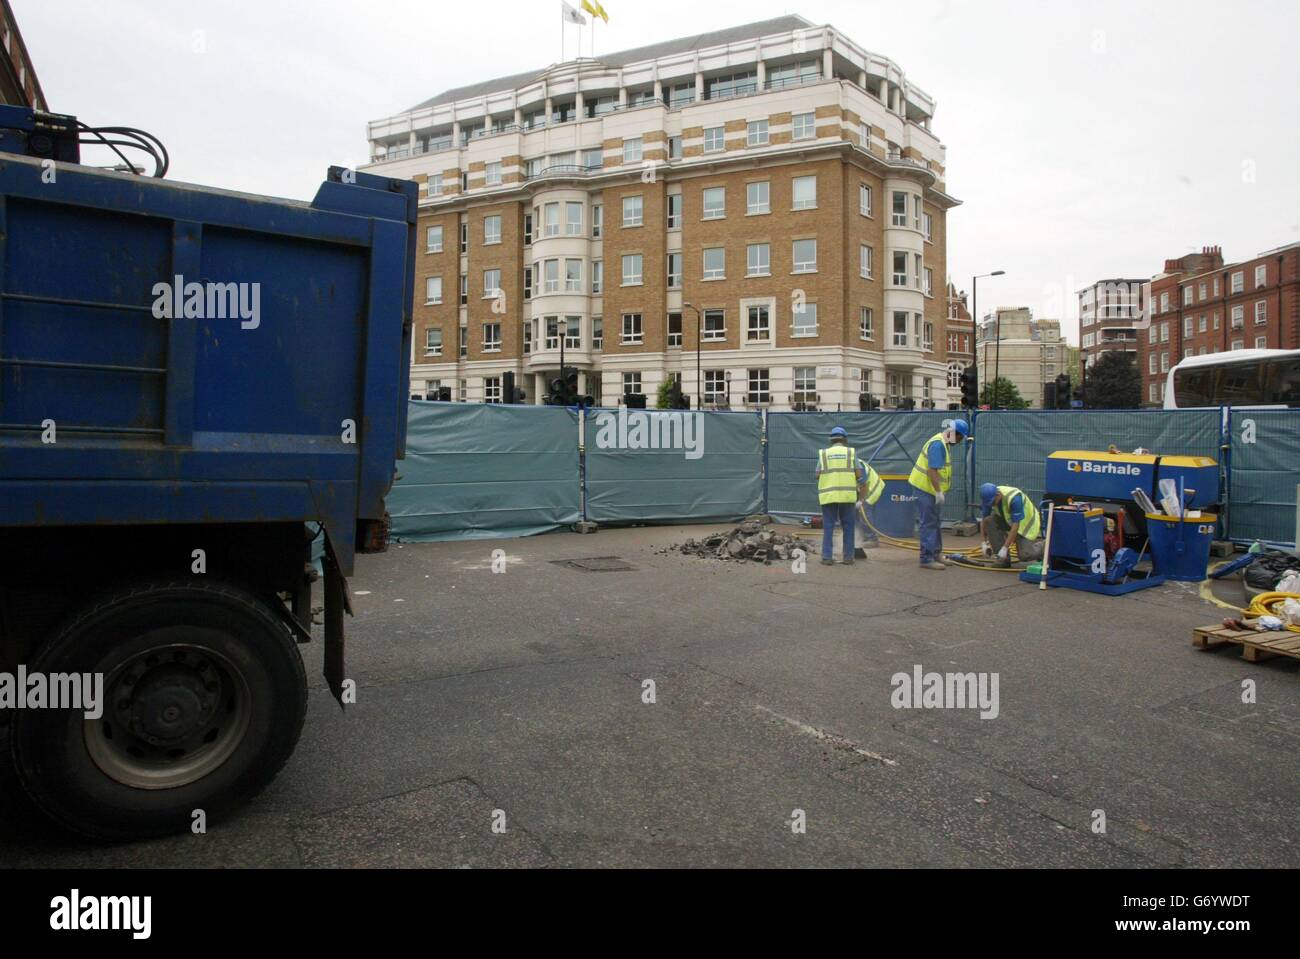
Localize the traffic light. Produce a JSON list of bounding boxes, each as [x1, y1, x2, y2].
[[1072, 384, 1085, 409], [959, 366, 978, 408], [544, 367, 583, 406], [1043, 380, 1058, 410], [503, 371, 527, 405], [1055, 373, 1071, 410]]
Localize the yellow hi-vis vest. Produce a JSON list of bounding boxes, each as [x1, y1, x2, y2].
[[861, 463, 885, 506], [908, 433, 951, 494], [995, 485, 1042, 540], [817, 446, 858, 505]]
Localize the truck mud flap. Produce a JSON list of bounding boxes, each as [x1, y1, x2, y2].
[[321, 534, 354, 709]]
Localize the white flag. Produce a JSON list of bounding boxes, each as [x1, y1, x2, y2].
[[562, 0, 587, 25]]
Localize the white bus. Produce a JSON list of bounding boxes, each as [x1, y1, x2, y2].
[[1164, 348, 1300, 409]]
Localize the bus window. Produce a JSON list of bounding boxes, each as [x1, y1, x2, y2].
[[1173, 367, 1217, 407], [1263, 358, 1300, 406], [1218, 364, 1260, 405]]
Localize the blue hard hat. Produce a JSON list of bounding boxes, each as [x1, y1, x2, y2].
[[951, 419, 970, 438], [980, 483, 999, 509], [830, 426, 848, 439]]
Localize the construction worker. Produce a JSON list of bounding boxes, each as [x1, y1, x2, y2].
[[815, 426, 865, 566], [856, 456, 885, 549], [907, 419, 969, 571], [979, 483, 1045, 567]]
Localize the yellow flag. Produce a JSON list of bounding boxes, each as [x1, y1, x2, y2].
[[582, 0, 609, 22]]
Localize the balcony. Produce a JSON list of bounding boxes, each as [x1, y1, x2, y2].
[[525, 163, 605, 182]]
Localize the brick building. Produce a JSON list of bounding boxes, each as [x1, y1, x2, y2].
[[362, 15, 961, 410], [1141, 243, 1300, 405], [944, 280, 974, 394], [1, 0, 46, 109]]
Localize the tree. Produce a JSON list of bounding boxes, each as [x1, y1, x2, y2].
[[656, 379, 674, 409], [980, 377, 1031, 410], [1084, 351, 1142, 409]]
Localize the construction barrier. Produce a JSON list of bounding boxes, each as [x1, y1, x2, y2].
[[766, 411, 971, 524], [583, 408, 764, 524], [971, 409, 1225, 519], [1226, 408, 1300, 546], [388, 402, 581, 542]]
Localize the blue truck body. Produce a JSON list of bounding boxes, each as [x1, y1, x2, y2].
[[0, 150, 416, 574], [0, 114, 418, 838]]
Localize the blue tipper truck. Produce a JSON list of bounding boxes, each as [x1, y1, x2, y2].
[[0, 105, 417, 839]]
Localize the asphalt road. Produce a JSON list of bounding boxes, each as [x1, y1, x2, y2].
[[2, 523, 1297, 867]]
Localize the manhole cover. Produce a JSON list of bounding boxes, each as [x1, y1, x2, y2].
[[550, 556, 635, 572]]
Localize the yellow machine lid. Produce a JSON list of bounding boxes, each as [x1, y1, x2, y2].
[[1145, 512, 1219, 523], [1050, 450, 1217, 468]]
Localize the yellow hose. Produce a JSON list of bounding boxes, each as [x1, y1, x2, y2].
[[1246, 592, 1300, 632], [857, 509, 1024, 571]]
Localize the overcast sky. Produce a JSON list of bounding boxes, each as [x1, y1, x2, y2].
[[15, 0, 1300, 342]]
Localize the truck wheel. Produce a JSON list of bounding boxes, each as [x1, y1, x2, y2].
[[8, 580, 307, 841]]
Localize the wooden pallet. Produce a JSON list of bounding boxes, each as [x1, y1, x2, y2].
[[1193, 624, 1300, 662]]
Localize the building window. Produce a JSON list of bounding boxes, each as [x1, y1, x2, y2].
[[564, 316, 581, 349], [702, 187, 726, 220], [860, 245, 873, 279], [523, 213, 533, 245], [1148, 353, 1157, 375], [1255, 300, 1267, 324], [592, 204, 602, 238], [913, 196, 922, 230], [703, 126, 725, 153], [860, 123, 871, 148], [1198, 314, 1206, 333], [924, 267, 934, 297], [482, 323, 501, 352], [669, 83, 695, 107], [592, 260, 602, 295], [860, 307, 874, 340], [668, 136, 682, 159], [792, 112, 815, 140], [425, 327, 443, 355], [667, 193, 683, 229], [460, 221, 469, 253], [704, 309, 727, 341], [622, 195, 643, 227], [1160, 320, 1169, 342], [523, 266, 533, 300], [1182, 286, 1193, 305], [792, 175, 817, 210], [484, 377, 502, 404], [747, 119, 769, 147], [483, 269, 501, 297], [623, 138, 643, 164], [704, 370, 726, 404], [1160, 351, 1169, 373], [425, 276, 443, 305], [891, 191, 908, 226], [948, 362, 962, 389], [621, 313, 643, 345], [794, 367, 816, 394], [1199, 282, 1207, 301], [859, 184, 873, 217], [746, 181, 770, 215], [622, 372, 642, 395], [459, 273, 468, 305], [1149, 383, 1157, 403], [426, 225, 443, 253], [523, 321, 532, 354], [667, 252, 682, 289], [922, 212, 933, 241], [1183, 316, 1192, 337], [792, 238, 817, 273], [484, 161, 502, 186], [703, 247, 726, 280], [1256, 335, 1268, 349], [459, 326, 467, 357], [565, 202, 583, 236], [892, 311, 909, 347], [592, 316, 603, 350], [582, 147, 602, 170], [622, 254, 643, 286], [544, 259, 560, 294], [746, 305, 770, 342], [1231, 339, 1244, 351], [747, 369, 770, 404], [892, 251, 908, 287], [792, 303, 817, 337], [564, 259, 582, 293], [1255, 264, 1267, 288], [923, 322, 934, 351], [1231, 305, 1244, 328], [667, 312, 682, 347], [543, 203, 560, 237], [429, 174, 443, 197], [1231, 271, 1244, 294], [746, 243, 770, 277]]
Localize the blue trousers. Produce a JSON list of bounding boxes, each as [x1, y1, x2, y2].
[[821, 502, 856, 561], [916, 491, 943, 564]]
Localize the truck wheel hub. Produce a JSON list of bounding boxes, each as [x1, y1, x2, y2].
[[125, 665, 218, 746]]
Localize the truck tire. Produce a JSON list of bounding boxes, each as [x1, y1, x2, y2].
[[8, 580, 307, 841]]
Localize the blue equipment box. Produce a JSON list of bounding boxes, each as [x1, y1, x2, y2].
[[1046, 450, 1219, 510]]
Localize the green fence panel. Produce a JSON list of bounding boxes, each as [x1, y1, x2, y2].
[[389, 401, 581, 542], [1227, 409, 1299, 545], [584, 408, 763, 523], [766, 411, 971, 523], [972, 409, 1225, 513]]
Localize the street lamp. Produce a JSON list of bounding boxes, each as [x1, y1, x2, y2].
[[972, 270, 1006, 407], [724, 370, 732, 410], [557, 317, 568, 402], [683, 302, 702, 410]]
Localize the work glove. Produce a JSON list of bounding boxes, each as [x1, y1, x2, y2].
[[997, 546, 1009, 561], [981, 541, 993, 558], [934, 490, 945, 506]]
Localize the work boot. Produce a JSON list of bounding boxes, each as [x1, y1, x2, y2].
[[820, 558, 835, 567], [921, 561, 946, 571], [840, 559, 855, 566]]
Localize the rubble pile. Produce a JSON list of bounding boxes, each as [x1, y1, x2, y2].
[[669, 518, 808, 564]]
